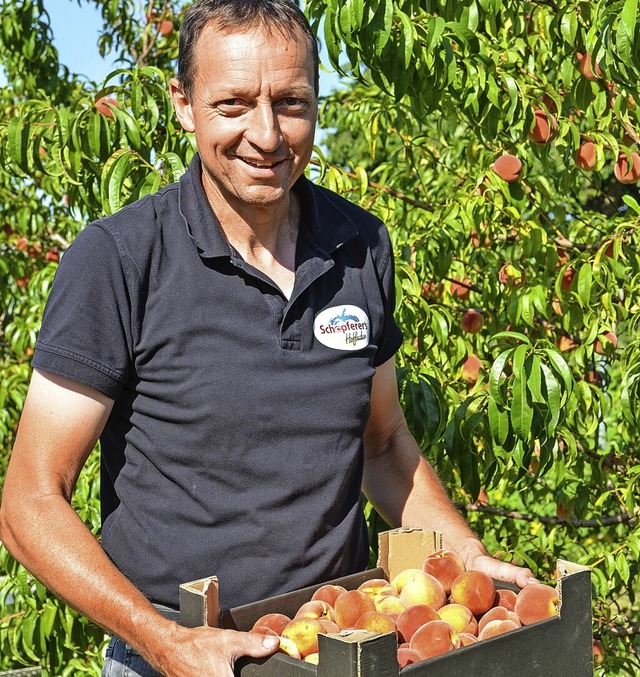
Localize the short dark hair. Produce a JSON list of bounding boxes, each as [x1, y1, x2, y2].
[[178, 0, 319, 101]]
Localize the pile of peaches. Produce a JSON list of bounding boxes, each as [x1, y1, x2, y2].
[[249, 549, 560, 667]]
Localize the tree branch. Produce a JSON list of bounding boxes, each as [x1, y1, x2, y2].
[[602, 622, 640, 638], [456, 502, 638, 528]]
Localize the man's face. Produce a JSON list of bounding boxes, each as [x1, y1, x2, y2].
[[171, 22, 317, 214]]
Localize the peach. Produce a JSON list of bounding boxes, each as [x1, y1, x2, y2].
[[576, 142, 596, 171], [374, 594, 406, 616], [529, 108, 557, 144], [333, 590, 376, 629], [357, 578, 396, 599], [318, 619, 340, 634], [450, 278, 472, 300], [354, 611, 397, 636], [614, 152, 640, 184], [295, 600, 334, 621], [437, 603, 478, 635], [560, 267, 575, 291], [422, 549, 466, 594], [459, 632, 479, 646], [94, 96, 118, 118], [461, 354, 483, 383], [461, 309, 483, 334], [449, 571, 496, 616], [478, 618, 520, 640], [397, 647, 422, 667], [493, 153, 522, 182], [277, 636, 301, 659], [594, 331, 617, 355], [251, 625, 279, 637], [494, 588, 518, 611], [281, 618, 326, 657], [477, 606, 521, 635], [514, 583, 559, 625], [311, 584, 347, 606], [410, 620, 461, 660], [251, 612, 291, 635], [397, 572, 446, 610], [396, 604, 439, 643]]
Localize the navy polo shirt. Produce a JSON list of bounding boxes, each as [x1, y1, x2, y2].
[[33, 154, 403, 610]]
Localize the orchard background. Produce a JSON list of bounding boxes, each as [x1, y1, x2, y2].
[[1, 0, 639, 673]]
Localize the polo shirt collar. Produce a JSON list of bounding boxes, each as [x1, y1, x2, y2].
[[178, 154, 359, 261]]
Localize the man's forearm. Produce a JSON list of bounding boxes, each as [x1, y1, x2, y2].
[[0, 491, 178, 669], [362, 426, 489, 563]]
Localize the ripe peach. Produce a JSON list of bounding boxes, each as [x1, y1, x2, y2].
[[594, 331, 617, 355], [576, 142, 596, 171], [311, 584, 347, 606], [437, 603, 478, 634], [277, 636, 300, 659], [318, 619, 340, 634], [593, 638, 604, 665], [252, 612, 291, 635], [494, 588, 518, 612], [354, 610, 397, 636], [459, 632, 479, 646], [529, 108, 558, 144], [614, 152, 640, 184], [557, 336, 576, 352], [281, 618, 326, 657], [295, 600, 334, 621], [514, 583, 559, 625], [409, 620, 461, 660], [477, 606, 521, 635], [357, 578, 396, 600], [397, 647, 421, 667], [392, 570, 446, 610], [493, 153, 522, 182], [333, 590, 376, 630], [449, 571, 496, 616], [580, 53, 603, 80], [422, 549, 466, 594], [461, 354, 483, 383], [374, 594, 406, 616], [159, 19, 174, 35], [94, 96, 119, 118], [498, 261, 526, 287], [251, 625, 279, 637], [461, 309, 483, 334], [304, 652, 320, 664], [560, 267, 575, 291], [478, 618, 520, 640], [450, 278, 472, 300], [396, 604, 439, 643]]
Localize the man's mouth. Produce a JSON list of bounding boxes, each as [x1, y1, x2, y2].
[[240, 157, 283, 169]]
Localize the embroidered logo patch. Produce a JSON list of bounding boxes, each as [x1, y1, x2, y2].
[[314, 305, 370, 351]]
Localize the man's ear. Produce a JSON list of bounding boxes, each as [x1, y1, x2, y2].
[[169, 77, 195, 133]]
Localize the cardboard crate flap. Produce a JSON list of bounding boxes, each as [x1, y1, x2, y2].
[[377, 526, 442, 581], [179, 575, 219, 628]]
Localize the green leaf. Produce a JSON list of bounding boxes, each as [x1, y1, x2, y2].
[[488, 396, 509, 446], [617, 0, 638, 61], [577, 262, 593, 306]]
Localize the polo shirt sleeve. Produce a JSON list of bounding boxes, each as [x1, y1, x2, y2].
[[32, 223, 133, 400], [372, 226, 403, 367]]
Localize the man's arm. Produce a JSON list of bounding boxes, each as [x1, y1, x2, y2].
[[362, 358, 538, 588], [0, 369, 278, 677]]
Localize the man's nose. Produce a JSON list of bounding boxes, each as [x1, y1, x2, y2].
[[245, 104, 283, 153]]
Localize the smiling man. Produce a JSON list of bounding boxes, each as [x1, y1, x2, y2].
[[0, 2, 536, 676]]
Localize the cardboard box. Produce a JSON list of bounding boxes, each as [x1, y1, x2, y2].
[[179, 527, 594, 676]]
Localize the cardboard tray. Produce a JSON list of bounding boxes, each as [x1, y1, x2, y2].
[[179, 527, 594, 676]]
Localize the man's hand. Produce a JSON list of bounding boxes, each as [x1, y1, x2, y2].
[[155, 625, 280, 677], [456, 538, 538, 589]]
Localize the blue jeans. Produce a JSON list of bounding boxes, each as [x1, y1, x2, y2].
[[102, 637, 162, 677], [101, 635, 163, 677], [102, 604, 179, 677]]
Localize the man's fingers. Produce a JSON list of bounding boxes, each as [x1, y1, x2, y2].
[[224, 629, 280, 662]]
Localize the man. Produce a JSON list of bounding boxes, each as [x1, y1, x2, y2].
[[0, 1, 536, 675]]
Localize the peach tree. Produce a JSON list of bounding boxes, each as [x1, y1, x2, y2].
[[0, 0, 639, 673]]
